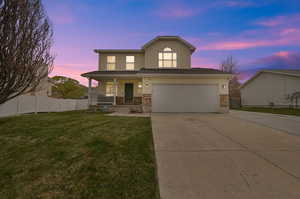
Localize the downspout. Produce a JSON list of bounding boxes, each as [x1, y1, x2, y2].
[[113, 78, 117, 106], [88, 77, 92, 106]]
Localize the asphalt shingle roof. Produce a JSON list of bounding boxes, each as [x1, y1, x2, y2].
[[81, 68, 231, 77], [263, 69, 300, 76]]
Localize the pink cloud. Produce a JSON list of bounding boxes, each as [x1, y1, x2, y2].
[[223, 1, 256, 8], [202, 37, 300, 50], [239, 51, 300, 82], [243, 51, 300, 71], [201, 25, 300, 50], [202, 40, 273, 50], [156, 8, 197, 18], [256, 16, 286, 27], [199, 13, 300, 51], [191, 57, 219, 69], [261, 51, 300, 68], [238, 71, 255, 82], [155, 2, 200, 18], [275, 51, 290, 58], [256, 14, 300, 27], [280, 28, 300, 36], [155, 0, 258, 18]]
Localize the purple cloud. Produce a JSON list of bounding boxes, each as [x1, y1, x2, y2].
[[256, 13, 300, 27], [238, 51, 300, 82], [252, 51, 300, 69], [155, 2, 200, 18], [155, 0, 257, 18], [200, 14, 300, 51], [223, 1, 257, 8]]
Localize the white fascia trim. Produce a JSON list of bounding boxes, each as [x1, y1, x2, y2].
[[140, 73, 232, 78]]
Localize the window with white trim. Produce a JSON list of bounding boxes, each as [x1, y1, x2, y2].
[[107, 56, 116, 70], [159, 47, 177, 68], [106, 82, 114, 96], [126, 56, 135, 70]]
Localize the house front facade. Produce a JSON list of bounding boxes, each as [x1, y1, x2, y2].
[[82, 36, 231, 113], [24, 77, 54, 97], [241, 70, 300, 107]]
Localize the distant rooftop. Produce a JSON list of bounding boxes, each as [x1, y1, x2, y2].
[[241, 69, 300, 89], [263, 69, 300, 76]]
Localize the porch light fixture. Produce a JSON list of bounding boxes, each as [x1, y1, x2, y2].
[[222, 84, 226, 89], [138, 82, 143, 88]]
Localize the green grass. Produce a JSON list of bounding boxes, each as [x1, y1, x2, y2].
[[233, 107, 300, 116], [0, 111, 159, 199]]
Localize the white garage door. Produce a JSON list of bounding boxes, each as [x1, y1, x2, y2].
[[152, 84, 219, 113]]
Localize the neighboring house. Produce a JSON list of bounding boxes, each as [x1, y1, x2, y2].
[[82, 36, 231, 113], [241, 70, 300, 107], [25, 77, 54, 97]]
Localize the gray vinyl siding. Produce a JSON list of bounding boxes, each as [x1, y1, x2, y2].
[[97, 40, 192, 70], [99, 53, 144, 71], [144, 40, 192, 69], [241, 73, 300, 106]]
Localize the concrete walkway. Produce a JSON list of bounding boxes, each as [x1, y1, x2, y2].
[[151, 113, 300, 199], [230, 110, 300, 136], [107, 112, 150, 117]]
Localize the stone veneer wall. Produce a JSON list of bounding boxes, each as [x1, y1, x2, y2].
[[220, 94, 229, 107], [133, 97, 142, 105], [116, 97, 124, 105], [220, 94, 229, 113], [116, 97, 142, 105], [142, 94, 152, 112]]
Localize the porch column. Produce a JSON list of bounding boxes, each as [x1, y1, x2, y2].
[[88, 78, 92, 106], [113, 78, 117, 105]]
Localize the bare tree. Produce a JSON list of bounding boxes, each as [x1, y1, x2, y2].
[[220, 56, 238, 74], [220, 56, 241, 108], [0, 0, 54, 105]]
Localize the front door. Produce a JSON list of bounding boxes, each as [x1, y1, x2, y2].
[[124, 83, 134, 104]]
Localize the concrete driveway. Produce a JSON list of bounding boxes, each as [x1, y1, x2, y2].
[[151, 113, 300, 199], [230, 110, 300, 136]]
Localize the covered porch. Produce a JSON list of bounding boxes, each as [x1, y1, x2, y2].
[[86, 75, 143, 106]]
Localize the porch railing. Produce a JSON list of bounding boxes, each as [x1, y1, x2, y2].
[[90, 90, 114, 105]]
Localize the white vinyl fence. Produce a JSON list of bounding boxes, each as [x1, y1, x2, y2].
[[0, 95, 88, 118]]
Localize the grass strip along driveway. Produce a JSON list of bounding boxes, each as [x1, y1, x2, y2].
[[0, 111, 159, 199], [234, 107, 300, 116]]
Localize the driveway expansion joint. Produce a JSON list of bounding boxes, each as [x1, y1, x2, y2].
[[152, 113, 300, 199], [204, 120, 300, 182]]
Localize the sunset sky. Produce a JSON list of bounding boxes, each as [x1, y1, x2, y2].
[[44, 0, 300, 85]]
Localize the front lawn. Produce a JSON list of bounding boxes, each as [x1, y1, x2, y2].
[[0, 111, 159, 199], [233, 107, 300, 116]]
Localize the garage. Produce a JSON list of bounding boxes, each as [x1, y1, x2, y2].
[[152, 84, 219, 113]]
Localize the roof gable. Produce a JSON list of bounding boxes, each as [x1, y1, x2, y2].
[[141, 36, 196, 52], [241, 69, 300, 89]]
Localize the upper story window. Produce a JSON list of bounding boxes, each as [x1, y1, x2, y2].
[[107, 56, 116, 70], [159, 47, 177, 68], [126, 56, 135, 70]]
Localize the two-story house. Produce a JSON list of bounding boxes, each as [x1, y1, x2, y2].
[[82, 36, 231, 113]]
